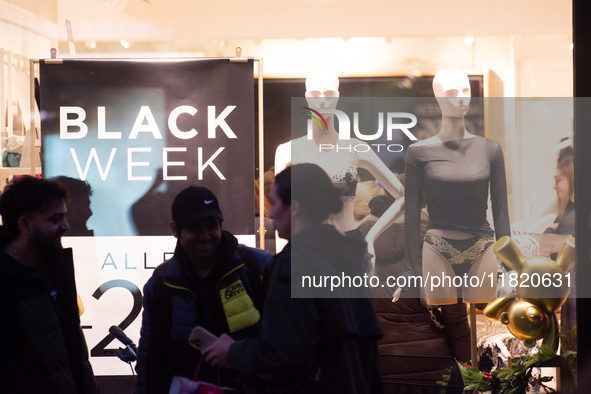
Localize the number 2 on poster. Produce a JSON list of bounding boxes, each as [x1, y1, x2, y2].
[[90, 280, 142, 357]]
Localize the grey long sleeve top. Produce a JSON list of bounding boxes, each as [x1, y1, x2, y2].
[[403, 136, 510, 277]]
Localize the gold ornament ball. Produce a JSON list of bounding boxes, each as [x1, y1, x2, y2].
[[500, 300, 550, 343]]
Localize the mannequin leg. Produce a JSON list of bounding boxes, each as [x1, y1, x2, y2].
[[422, 241, 458, 305], [463, 244, 497, 303]]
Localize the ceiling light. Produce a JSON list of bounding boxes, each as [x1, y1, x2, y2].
[[121, 39, 130, 49], [464, 36, 474, 44]]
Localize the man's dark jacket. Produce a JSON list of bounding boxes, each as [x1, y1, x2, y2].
[[136, 230, 271, 393], [0, 247, 97, 394]]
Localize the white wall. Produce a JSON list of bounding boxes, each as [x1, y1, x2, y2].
[[0, 0, 58, 58]]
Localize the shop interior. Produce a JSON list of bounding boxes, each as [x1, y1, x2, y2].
[[2, 0, 587, 392]]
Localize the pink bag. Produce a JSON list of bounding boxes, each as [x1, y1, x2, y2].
[[169, 359, 235, 394]]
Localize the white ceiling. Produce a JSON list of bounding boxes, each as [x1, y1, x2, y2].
[[57, 0, 572, 43]]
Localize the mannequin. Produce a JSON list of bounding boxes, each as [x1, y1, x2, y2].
[[403, 68, 510, 305], [275, 69, 404, 261]]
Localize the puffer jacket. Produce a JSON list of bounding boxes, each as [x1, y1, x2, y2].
[[0, 248, 97, 394], [136, 230, 271, 394]]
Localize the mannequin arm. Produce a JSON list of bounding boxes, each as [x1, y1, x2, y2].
[[364, 197, 405, 267], [358, 148, 404, 199], [487, 140, 511, 238], [274, 142, 292, 175], [403, 148, 424, 278], [358, 146, 405, 268]]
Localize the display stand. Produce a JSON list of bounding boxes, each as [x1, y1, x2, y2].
[[0, 49, 42, 179], [469, 303, 478, 367], [230, 46, 266, 249]]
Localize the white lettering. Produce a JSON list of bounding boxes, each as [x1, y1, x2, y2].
[[129, 106, 163, 139], [128, 148, 152, 181], [354, 144, 371, 152], [60, 107, 88, 139], [168, 106, 198, 139], [353, 112, 383, 141], [163, 147, 187, 181], [387, 113, 418, 141], [319, 109, 351, 140], [70, 148, 116, 181], [199, 147, 226, 180], [387, 144, 404, 152], [97, 107, 122, 139], [208, 106, 237, 138]]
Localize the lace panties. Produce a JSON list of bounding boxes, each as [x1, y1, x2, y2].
[[424, 231, 495, 266]]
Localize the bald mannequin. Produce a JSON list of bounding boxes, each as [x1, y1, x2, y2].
[[403, 68, 510, 305], [275, 69, 404, 264]]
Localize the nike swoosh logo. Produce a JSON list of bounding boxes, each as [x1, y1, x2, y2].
[[204, 200, 214, 204]]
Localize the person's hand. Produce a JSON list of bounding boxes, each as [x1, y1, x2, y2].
[[548, 222, 559, 231], [201, 334, 234, 368]]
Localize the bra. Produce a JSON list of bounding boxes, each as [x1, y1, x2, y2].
[[291, 139, 359, 199]]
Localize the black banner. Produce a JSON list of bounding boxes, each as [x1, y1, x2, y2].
[[40, 58, 255, 237]]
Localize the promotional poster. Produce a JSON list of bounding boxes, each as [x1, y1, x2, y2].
[[40, 58, 255, 375]]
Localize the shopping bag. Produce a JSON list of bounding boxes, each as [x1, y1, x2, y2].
[[169, 376, 223, 394], [169, 358, 237, 394]]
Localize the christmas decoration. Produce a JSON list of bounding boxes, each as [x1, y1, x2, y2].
[[439, 346, 558, 394], [483, 236, 575, 352]]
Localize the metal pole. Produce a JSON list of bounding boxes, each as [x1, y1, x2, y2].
[[1, 49, 5, 145], [29, 59, 36, 176], [6, 51, 12, 139], [470, 303, 478, 367], [256, 58, 265, 250]]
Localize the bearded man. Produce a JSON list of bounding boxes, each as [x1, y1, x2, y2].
[[0, 176, 97, 394]]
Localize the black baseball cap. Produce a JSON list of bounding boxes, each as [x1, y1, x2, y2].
[[171, 186, 224, 228]]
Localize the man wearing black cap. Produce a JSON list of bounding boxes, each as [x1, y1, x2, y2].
[[136, 186, 271, 394]]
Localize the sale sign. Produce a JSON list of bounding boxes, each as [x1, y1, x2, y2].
[[40, 58, 256, 375]]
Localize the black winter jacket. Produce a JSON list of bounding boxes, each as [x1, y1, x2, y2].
[[136, 231, 271, 393], [0, 248, 97, 394], [228, 224, 383, 393]]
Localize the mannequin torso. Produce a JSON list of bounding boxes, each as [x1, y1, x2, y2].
[[278, 137, 367, 232], [275, 70, 405, 250], [403, 69, 510, 304]]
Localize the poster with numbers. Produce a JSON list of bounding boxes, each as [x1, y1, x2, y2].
[[39, 58, 255, 375]]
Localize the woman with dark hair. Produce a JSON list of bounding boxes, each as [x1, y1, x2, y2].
[[203, 163, 383, 393]]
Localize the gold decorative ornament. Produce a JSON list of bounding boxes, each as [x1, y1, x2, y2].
[[483, 236, 575, 352]]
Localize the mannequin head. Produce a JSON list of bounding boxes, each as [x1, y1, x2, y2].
[[305, 69, 340, 118], [433, 68, 471, 117]]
